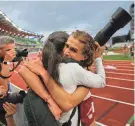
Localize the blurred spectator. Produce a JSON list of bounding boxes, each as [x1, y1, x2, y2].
[[0, 36, 26, 124], [104, 46, 108, 56], [129, 43, 134, 64], [123, 44, 127, 57]]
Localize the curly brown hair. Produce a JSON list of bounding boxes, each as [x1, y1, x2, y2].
[[72, 30, 96, 67]]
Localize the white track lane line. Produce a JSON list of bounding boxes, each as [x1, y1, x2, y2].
[[106, 85, 134, 91], [105, 68, 134, 71], [107, 77, 134, 81], [91, 95, 134, 107], [106, 72, 134, 76]]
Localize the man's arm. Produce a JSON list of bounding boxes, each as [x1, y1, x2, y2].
[[18, 66, 89, 112], [72, 57, 106, 88], [39, 70, 89, 111], [45, 77, 89, 111]]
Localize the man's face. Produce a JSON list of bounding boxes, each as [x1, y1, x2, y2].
[[63, 35, 86, 61], [0, 43, 15, 57]]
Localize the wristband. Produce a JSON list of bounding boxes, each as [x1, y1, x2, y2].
[[3, 61, 11, 65], [45, 95, 51, 102]]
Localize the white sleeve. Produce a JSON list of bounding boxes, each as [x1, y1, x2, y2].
[[73, 58, 106, 88]]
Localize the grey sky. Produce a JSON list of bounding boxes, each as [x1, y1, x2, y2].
[[0, 1, 133, 38]]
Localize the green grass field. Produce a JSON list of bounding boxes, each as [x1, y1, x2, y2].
[[103, 54, 131, 60]]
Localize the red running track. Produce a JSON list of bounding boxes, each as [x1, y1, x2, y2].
[[10, 54, 134, 126]]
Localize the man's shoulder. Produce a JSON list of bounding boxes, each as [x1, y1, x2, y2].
[[60, 62, 82, 69]]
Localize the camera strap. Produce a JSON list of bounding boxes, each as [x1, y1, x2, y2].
[[62, 107, 76, 126], [10, 60, 21, 72]]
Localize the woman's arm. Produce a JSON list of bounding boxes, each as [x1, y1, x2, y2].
[[41, 75, 89, 111], [19, 65, 89, 112], [18, 66, 62, 120], [18, 66, 50, 100]]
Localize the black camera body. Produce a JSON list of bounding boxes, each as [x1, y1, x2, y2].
[[94, 7, 132, 46], [4, 90, 27, 104], [0, 91, 27, 114], [16, 48, 28, 58], [13, 48, 28, 62]]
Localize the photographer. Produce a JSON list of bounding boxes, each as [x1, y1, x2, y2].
[[0, 36, 16, 124], [0, 36, 16, 91], [0, 36, 26, 124]]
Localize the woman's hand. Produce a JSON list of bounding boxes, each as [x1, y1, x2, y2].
[[47, 97, 62, 120], [24, 58, 45, 76]]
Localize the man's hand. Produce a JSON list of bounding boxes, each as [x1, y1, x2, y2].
[[3, 102, 17, 117], [4, 49, 16, 62], [0, 86, 7, 98], [95, 42, 105, 58]]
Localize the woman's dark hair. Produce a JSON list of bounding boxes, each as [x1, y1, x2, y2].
[[42, 31, 69, 84], [47, 31, 69, 54]]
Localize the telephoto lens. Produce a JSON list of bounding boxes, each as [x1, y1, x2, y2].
[[94, 7, 132, 46]]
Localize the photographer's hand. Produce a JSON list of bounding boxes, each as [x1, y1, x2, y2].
[[3, 102, 16, 126], [3, 102, 17, 116], [4, 49, 16, 62]]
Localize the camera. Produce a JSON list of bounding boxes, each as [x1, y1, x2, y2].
[[1, 90, 27, 104], [16, 48, 28, 58], [0, 90, 27, 114], [13, 48, 28, 62], [94, 7, 132, 46]]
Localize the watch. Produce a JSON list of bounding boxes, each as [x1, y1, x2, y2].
[[3, 61, 11, 65]]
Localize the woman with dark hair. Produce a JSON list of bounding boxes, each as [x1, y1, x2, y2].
[[19, 30, 105, 126]]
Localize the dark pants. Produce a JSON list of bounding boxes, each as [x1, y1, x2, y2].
[[24, 89, 60, 126]]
